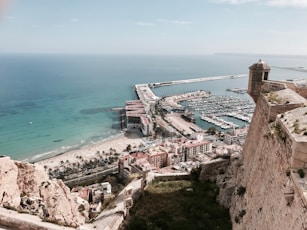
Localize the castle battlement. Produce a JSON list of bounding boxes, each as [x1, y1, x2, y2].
[[248, 59, 307, 170], [234, 60, 307, 229]]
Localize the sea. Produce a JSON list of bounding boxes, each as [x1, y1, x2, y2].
[[0, 53, 306, 161]]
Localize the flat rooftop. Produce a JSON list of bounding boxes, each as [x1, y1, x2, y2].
[[266, 88, 306, 105], [279, 106, 307, 142]]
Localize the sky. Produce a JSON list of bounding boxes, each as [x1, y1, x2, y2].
[[0, 0, 307, 55]]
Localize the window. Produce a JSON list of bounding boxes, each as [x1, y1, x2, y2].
[[264, 72, 269, 80]]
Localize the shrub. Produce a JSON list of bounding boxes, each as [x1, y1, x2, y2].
[[274, 123, 286, 142], [237, 186, 246, 197], [286, 170, 290, 177], [293, 119, 301, 134], [298, 169, 305, 178], [234, 210, 246, 224], [221, 154, 231, 160], [239, 209, 246, 218], [190, 167, 201, 181]]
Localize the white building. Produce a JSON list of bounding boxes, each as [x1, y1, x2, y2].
[[224, 127, 248, 145], [182, 139, 212, 161]]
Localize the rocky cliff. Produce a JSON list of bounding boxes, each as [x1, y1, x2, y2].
[[0, 156, 88, 228]]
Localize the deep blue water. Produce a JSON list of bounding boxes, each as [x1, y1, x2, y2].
[[0, 54, 306, 161]]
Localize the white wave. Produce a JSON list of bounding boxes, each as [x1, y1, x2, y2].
[[31, 150, 57, 160]]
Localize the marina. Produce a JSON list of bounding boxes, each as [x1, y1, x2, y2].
[[226, 112, 252, 123], [200, 115, 239, 129], [186, 95, 255, 116], [184, 95, 255, 129]]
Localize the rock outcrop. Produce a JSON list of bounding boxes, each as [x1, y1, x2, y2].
[[0, 157, 21, 208], [0, 156, 88, 228]]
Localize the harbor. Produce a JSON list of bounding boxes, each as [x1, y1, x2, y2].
[[132, 74, 255, 133]]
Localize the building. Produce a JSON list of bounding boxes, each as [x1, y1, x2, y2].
[[147, 152, 168, 169], [101, 182, 112, 196], [125, 100, 153, 136], [224, 126, 248, 145], [118, 147, 169, 177], [182, 139, 212, 161]]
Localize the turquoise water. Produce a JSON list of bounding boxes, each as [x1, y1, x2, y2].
[[0, 54, 306, 161]]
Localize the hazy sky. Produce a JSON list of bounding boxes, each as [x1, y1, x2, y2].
[[0, 0, 307, 55]]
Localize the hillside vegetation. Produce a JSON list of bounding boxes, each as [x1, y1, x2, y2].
[[125, 180, 232, 230]]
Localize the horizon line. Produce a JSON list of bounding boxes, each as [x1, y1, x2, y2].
[[0, 51, 306, 58]]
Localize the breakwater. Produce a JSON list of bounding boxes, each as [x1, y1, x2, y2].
[[148, 74, 247, 88]]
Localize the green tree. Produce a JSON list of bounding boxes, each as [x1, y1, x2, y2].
[[208, 126, 216, 135]]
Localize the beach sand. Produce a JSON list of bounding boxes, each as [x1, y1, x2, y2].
[[35, 131, 144, 169]]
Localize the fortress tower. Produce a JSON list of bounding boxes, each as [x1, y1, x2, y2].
[[248, 59, 271, 102]]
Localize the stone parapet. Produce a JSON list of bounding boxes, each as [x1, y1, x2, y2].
[[199, 158, 230, 182], [262, 80, 287, 93]]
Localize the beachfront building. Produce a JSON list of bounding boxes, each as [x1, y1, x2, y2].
[[118, 148, 169, 177], [182, 139, 212, 161], [125, 100, 154, 136]]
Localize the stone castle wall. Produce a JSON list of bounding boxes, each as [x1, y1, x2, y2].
[[229, 93, 307, 230], [199, 158, 230, 181], [262, 80, 286, 93], [297, 87, 307, 98]]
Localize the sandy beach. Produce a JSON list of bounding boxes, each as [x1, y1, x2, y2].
[[35, 131, 144, 169]]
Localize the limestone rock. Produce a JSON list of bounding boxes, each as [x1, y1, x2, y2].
[[15, 161, 48, 197], [0, 156, 89, 228], [0, 157, 21, 208], [39, 179, 86, 227]]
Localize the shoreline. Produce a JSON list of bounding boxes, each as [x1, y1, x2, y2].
[[29, 132, 125, 163], [35, 131, 144, 169]]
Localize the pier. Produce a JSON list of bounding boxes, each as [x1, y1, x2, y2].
[[148, 74, 247, 88], [226, 112, 252, 123], [135, 74, 248, 105], [226, 88, 247, 94], [134, 84, 159, 106], [200, 115, 239, 129]]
